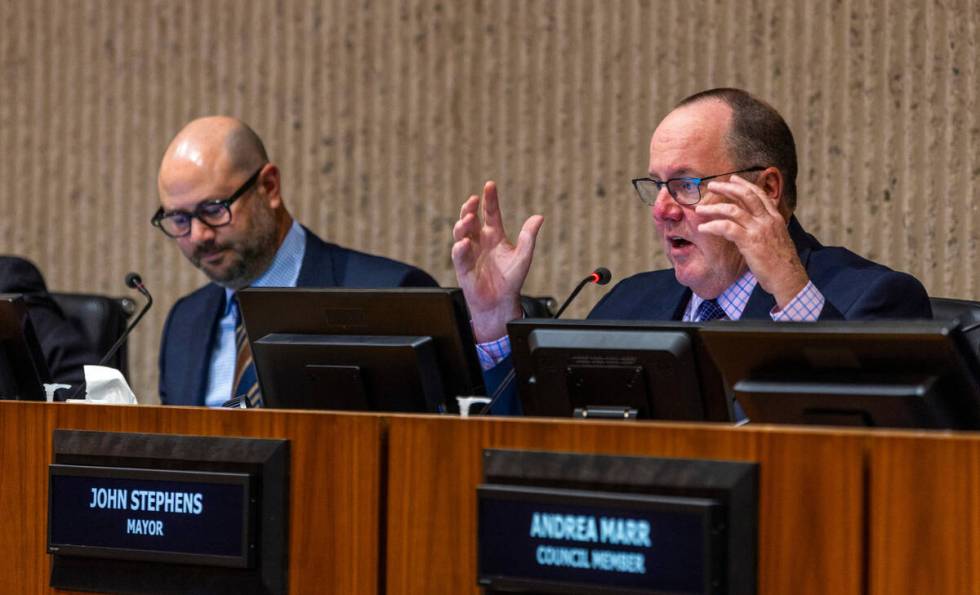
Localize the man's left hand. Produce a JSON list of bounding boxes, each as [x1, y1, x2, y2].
[[695, 174, 809, 309]]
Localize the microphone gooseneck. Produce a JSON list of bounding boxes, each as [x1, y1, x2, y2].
[[553, 267, 612, 319], [97, 272, 154, 367], [478, 266, 613, 415]]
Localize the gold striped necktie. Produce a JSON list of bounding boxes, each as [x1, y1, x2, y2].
[[230, 294, 263, 407]]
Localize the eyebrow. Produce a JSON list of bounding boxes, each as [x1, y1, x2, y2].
[[159, 196, 226, 216], [648, 168, 697, 180]]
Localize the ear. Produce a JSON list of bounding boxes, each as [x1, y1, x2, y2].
[[757, 166, 788, 216], [258, 164, 283, 208]]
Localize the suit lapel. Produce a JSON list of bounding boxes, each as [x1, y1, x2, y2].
[[637, 280, 691, 320], [183, 286, 226, 405], [296, 226, 339, 287], [741, 286, 777, 319], [663, 282, 692, 320]]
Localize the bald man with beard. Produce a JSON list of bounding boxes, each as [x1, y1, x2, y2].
[[154, 117, 437, 407]]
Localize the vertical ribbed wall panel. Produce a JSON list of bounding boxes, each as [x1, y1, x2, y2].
[[0, 0, 977, 403]]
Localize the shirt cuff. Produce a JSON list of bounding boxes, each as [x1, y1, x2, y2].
[[476, 335, 512, 370], [770, 281, 825, 321]]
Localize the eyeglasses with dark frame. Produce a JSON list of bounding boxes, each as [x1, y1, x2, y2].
[[631, 166, 766, 206], [151, 164, 267, 238]]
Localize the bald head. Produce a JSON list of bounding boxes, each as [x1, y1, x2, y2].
[[159, 116, 269, 190], [156, 116, 290, 289]]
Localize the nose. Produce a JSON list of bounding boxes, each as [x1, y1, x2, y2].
[[651, 186, 682, 223], [187, 216, 216, 244]]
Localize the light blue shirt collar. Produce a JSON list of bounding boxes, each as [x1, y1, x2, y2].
[[223, 220, 307, 314]]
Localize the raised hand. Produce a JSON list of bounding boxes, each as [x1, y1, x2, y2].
[[451, 181, 544, 342], [695, 174, 809, 309]]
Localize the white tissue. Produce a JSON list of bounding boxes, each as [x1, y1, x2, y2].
[[67, 365, 138, 405], [456, 396, 491, 417], [43, 383, 72, 403]]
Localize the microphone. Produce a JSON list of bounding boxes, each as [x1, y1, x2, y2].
[[478, 267, 612, 415], [553, 267, 611, 319], [98, 272, 154, 367], [125, 272, 144, 291]]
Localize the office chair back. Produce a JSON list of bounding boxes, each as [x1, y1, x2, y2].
[[931, 297, 980, 359], [930, 297, 980, 324], [50, 293, 135, 378], [520, 295, 558, 318]]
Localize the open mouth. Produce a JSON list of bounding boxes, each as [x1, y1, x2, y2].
[[668, 236, 692, 249]]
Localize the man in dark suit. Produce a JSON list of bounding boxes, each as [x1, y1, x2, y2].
[[451, 88, 931, 414], [0, 256, 96, 386], [155, 117, 437, 407]]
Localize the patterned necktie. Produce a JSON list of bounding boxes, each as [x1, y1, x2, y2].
[[230, 295, 263, 407], [695, 298, 727, 322]]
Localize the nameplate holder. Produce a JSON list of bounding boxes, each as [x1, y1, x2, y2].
[[47, 430, 289, 595], [476, 449, 758, 595]]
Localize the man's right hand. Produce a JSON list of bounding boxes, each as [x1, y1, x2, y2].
[[451, 181, 544, 343]]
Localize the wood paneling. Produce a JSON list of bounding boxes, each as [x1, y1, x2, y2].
[[0, 402, 383, 595], [385, 416, 867, 595], [0, 0, 978, 403], [869, 431, 980, 595], [3, 403, 980, 593]]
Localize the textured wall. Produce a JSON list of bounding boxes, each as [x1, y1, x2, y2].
[[0, 0, 977, 403]]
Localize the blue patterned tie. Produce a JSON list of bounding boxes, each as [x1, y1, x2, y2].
[[230, 295, 263, 407], [695, 298, 727, 322]]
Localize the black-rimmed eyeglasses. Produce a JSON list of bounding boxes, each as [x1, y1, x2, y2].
[[151, 164, 266, 238], [631, 166, 766, 206]]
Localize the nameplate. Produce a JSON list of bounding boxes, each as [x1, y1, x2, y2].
[[48, 464, 254, 568], [478, 484, 724, 594]]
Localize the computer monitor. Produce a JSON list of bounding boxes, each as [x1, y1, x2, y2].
[[237, 287, 484, 412], [0, 294, 50, 401], [507, 319, 731, 421], [698, 320, 980, 429]]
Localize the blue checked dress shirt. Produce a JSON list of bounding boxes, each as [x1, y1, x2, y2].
[[202, 221, 307, 407], [475, 269, 825, 370]]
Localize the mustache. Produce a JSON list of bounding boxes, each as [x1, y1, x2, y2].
[[192, 241, 229, 261]]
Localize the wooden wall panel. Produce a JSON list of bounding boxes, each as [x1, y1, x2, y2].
[[385, 416, 866, 595], [0, 402, 383, 594], [869, 431, 980, 595], [0, 0, 977, 402]]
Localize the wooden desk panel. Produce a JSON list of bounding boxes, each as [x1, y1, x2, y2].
[[5, 404, 979, 594], [869, 431, 980, 595], [385, 416, 866, 595], [0, 402, 383, 595]]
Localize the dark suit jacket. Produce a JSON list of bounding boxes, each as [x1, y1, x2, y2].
[[158, 228, 439, 406], [486, 217, 933, 414], [0, 256, 96, 385]]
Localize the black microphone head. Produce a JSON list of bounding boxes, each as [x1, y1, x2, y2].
[[591, 267, 612, 285], [124, 272, 143, 289]]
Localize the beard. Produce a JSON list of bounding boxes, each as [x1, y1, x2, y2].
[[190, 211, 280, 289]]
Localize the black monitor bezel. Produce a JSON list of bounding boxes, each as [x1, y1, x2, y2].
[[698, 319, 980, 430], [0, 293, 50, 400], [507, 319, 731, 422], [250, 332, 446, 412], [238, 287, 485, 412]]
